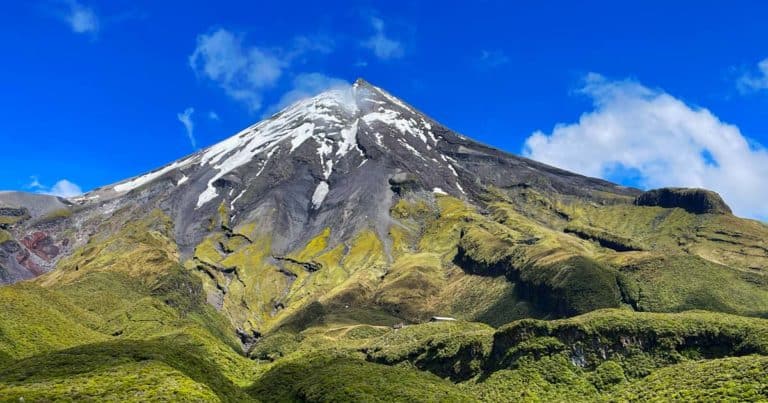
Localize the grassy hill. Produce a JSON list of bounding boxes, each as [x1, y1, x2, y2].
[[1, 189, 767, 401]]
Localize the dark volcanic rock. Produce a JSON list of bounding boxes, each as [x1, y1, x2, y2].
[[634, 188, 732, 215]]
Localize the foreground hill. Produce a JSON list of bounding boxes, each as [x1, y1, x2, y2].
[[0, 79, 767, 401]]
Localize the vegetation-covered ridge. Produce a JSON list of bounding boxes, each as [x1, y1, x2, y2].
[[1, 182, 767, 401]]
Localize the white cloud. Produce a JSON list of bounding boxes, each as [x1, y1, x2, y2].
[[362, 17, 404, 60], [48, 180, 83, 198], [265, 73, 349, 116], [189, 29, 286, 111], [26, 177, 83, 198], [523, 74, 768, 220], [479, 50, 509, 68], [63, 0, 99, 35], [737, 58, 768, 93], [189, 29, 336, 112], [177, 107, 196, 148], [26, 176, 45, 191], [208, 111, 219, 121]]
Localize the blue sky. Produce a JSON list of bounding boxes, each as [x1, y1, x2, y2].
[[1, 1, 767, 219]]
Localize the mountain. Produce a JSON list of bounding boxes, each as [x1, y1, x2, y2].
[[1, 79, 767, 401]]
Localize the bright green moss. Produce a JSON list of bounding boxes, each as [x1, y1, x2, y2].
[[0, 361, 220, 402], [0, 282, 107, 362], [247, 351, 475, 402], [292, 227, 331, 261], [375, 253, 445, 321], [365, 321, 493, 380], [619, 255, 768, 316], [612, 355, 768, 401]]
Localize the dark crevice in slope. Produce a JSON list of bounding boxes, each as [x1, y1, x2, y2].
[[272, 256, 322, 272]]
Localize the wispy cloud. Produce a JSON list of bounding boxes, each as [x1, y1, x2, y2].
[[208, 111, 220, 121], [265, 73, 348, 116], [60, 0, 99, 35], [478, 50, 509, 68], [27, 177, 83, 198], [27, 177, 44, 191], [737, 58, 768, 93], [362, 17, 404, 60], [177, 107, 196, 149], [189, 29, 286, 112], [189, 28, 342, 112], [523, 73, 768, 220]]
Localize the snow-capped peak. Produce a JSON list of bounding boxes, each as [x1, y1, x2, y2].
[[106, 78, 448, 210]]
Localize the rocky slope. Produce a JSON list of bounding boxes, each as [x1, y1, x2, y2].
[[1, 79, 767, 401]]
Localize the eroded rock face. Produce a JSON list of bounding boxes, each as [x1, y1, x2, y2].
[[634, 188, 732, 215], [21, 231, 60, 261]]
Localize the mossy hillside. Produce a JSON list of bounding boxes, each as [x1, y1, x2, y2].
[[395, 196, 547, 324], [190, 223, 392, 335], [416, 196, 483, 259], [389, 197, 438, 254], [216, 237, 289, 334], [564, 223, 646, 251], [688, 213, 768, 271], [441, 194, 768, 320], [619, 255, 768, 317], [454, 218, 624, 316], [436, 274, 540, 327], [0, 229, 11, 243], [568, 202, 768, 271], [491, 309, 768, 374], [250, 321, 391, 363], [272, 229, 390, 331], [0, 360, 220, 402], [245, 309, 768, 401], [247, 350, 475, 402], [47, 269, 246, 357], [0, 282, 107, 364], [40, 209, 180, 287], [364, 321, 494, 381], [464, 355, 600, 401], [612, 355, 768, 401], [374, 252, 446, 321], [0, 269, 260, 399], [0, 334, 256, 402], [0, 275, 260, 399], [490, 185, 766, 271], [0, 206, 263, 394]]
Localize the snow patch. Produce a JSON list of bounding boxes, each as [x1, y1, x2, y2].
[[455, 182, 466, 194], [432, 187, 448, 195], [289, 123, 316, 152], [311, 181, 330, 209], [448, 165, 458, 177], [231, 189, 246, 209], [113, 160, 188, 193]]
